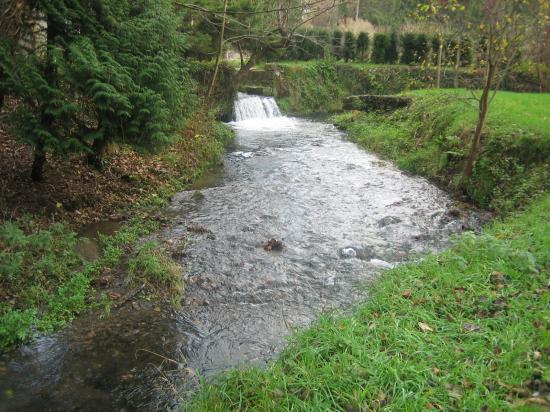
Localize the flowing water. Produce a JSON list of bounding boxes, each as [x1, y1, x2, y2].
[[0, 94, 485, 411]]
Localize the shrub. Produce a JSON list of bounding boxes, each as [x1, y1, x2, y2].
[[415, 33, 430, 63], [343, 31, 356, 62], [356, 32, 369, 61], [400, 32, 416, 64], [332, 30, 343, 59], [371, 33, 388, 64], [385, 31, 399, 64]]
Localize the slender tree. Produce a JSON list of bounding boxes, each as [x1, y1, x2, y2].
[[207, 0, 228, 99], [461, 0, 545, 180]]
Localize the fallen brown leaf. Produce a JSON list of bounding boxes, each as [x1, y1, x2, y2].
[[401, 289, 412, 299], [418, 322, 434, 332]]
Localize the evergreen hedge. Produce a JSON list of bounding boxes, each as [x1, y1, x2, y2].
[[372, 33, 389, 64]]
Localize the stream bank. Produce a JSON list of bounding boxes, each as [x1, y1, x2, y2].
[[0, 95, 487, 410], [0, 112, 234, 352], [186, 195, 550, 411], [333, 89, 550, 214]]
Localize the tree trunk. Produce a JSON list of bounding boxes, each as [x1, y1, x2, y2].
[[436, 37, 443, 88], [87, 138, 107, 171], [236, 42, 244, 69], [453, 36, 461, 88], [462, 56, 496, 179], [31, 142, 46, 182], [206, 0, 229, 100], [32, 15, 58, 181], [355, 0, 360, 21]]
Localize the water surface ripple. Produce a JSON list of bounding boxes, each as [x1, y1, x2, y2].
[[0, 116, 483, 411]]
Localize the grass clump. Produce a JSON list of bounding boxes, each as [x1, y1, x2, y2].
[[0, 221, 90, 349], [333, 90, 550, 213], [129, 241, 184, 308], [185, 195, 550, 411]]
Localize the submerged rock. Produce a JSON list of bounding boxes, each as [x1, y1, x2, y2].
[[378, 216, 402, 227], [263, 239, 283, 251]]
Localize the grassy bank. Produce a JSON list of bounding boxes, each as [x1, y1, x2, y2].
[[334, 90, 550, 214], [268, 61, 546, 115], [0, 113, 234, 351], [186, 194, 550, 411]]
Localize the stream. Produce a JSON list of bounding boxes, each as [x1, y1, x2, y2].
[[0, 93, 484, 411]]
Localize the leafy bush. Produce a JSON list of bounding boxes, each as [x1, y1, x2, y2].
[[400, 33, 416, 64], [385, 31, 399, 64], [343, 31, 356, 62], [414, 34, 430, 63], [371, 33, 389, 64], [356, 32, 369, 61]]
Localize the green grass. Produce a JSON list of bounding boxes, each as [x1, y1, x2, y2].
[[406, 89, 550, 138], [185, 195, 550, 411], [0, 217, 160, 350], [0, 120, 233, 351], [333, 90, 550, 213]]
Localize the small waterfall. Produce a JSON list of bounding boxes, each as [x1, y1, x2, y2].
[[233, 92, 282, 122]]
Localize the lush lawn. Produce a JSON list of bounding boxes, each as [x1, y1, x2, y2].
[[333, 90, 550, 213], [406, 89, 550, 139], [185, 195, 550, 411]]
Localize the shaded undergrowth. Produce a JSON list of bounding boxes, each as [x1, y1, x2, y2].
[[0, 113, 234, 351]]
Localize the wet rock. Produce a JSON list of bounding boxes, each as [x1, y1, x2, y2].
[[446, 207, 461, 218], [378, 216, 402, 227], [191, 191, 205, 201], [232, 151, 253, 159], [187, 224, 211, 234], [263, 238, 283, 251], [339, 247, 357, 258]]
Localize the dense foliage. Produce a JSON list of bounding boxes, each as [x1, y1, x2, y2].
[[0, 0, 194, 179]]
